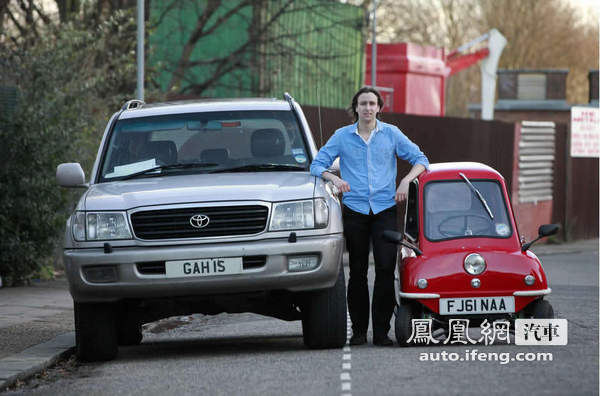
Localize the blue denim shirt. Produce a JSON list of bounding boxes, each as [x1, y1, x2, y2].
[[310, 120, 429, 215]]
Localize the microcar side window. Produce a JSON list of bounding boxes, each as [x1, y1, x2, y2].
[[404, 180, 419, 242], [423, 179, 513, 241]]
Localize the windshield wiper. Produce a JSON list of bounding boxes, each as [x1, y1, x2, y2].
[[120, 163, 219, 180], [211, 164, 307, 173], [459, 172, 494, 220]]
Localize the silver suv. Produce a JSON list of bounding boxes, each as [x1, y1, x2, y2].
[[56, 95, 346, 361]]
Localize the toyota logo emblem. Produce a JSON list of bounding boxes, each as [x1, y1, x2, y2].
[[189, 214, 210, 229]]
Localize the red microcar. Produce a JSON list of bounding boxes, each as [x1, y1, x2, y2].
[[383, 162, 559, 346]]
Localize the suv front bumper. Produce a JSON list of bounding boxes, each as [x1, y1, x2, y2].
[[64, 234, 344, 302]]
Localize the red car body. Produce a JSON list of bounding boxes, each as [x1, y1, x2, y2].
[[393, 162, 555, 341]]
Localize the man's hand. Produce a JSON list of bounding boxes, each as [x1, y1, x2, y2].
[[322, 171, 350, 193], [395, 164, 426, 202], [333, 177, 351, 193], [395, 179, 410, 202]]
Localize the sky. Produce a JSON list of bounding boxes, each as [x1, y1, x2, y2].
[[568, 0, 600, 24]]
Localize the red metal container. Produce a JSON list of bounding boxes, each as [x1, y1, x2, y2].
[[366, 43, 448, 116]]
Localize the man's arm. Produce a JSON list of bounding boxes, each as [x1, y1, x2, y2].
[[310, 131, 351, 192], [395, 163, 426, 202], [322, 170, 351, 193]]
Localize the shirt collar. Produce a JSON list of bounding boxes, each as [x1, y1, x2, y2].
[[353, 119, 382, 135]]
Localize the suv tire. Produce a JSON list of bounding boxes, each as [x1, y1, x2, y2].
[[301, 265, 347, 349], [117, 315, 143, 346], [75, 302, 118, 361]]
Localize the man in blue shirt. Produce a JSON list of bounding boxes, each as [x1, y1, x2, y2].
[[310, 87, 429, 346]]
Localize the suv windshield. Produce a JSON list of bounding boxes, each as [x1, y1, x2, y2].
[[424, 180, 512, 241], [99, 110, 309, 181]]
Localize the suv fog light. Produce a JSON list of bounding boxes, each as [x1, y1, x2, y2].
[[471, 278, 481, 288], [82, 265, 118, 283], [524, 275, 535, 285], [288, 255, 319, 272], [417, 278, 428, 289], [464, 253, 486, 275]]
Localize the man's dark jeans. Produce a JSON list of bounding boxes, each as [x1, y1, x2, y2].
[[343, 204, 397, 339]]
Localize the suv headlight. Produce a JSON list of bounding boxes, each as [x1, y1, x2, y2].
[[72, 211, 132, 241], [269, 198, 328, 231]]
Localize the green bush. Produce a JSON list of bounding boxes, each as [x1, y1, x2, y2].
[[0, 11, 146, 283]]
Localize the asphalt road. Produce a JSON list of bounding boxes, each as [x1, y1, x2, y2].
[[4, 250, 598, 396]]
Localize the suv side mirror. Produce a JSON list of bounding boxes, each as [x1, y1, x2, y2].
[[521, 223, 560, 252], [382, 230, 423, 256], [56, 163, 87, 188]]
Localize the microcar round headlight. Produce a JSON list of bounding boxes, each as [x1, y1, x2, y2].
[[417, 278, 428, 289], [524, 275, 535, 285], [464, 253, 486, 275]]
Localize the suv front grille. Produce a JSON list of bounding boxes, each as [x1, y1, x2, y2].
[[131, 205, 269, 240]]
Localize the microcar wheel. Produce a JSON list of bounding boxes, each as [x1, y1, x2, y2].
[[301, 265, 347, 349], [75, 302, 118, 362], [395, 300, 416, 347], [527, 299, 554, 319]]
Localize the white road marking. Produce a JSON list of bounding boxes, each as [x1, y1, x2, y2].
[[340, 312, 353, 395]]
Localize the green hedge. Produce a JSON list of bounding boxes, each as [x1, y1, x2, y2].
[[0, 11, 145, 284]]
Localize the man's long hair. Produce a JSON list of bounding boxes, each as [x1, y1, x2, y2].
[[348, 86, 385, 123]]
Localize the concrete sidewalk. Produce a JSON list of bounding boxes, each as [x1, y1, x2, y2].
[[0, 278, 74, 391], [0, 238, 597, 391]]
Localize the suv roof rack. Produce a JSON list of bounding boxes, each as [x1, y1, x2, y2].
[[121, 99, 145, 111], [283, 92, 295, 107]]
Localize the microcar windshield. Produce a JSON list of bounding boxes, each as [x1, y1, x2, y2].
[[98, 110, 309, 182], [424, 179, 513, 241]]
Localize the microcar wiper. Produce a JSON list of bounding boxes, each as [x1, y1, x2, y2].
[[459, 172, 494, 220], [120, 163, 219, 180], [211, 164, 307, 173]]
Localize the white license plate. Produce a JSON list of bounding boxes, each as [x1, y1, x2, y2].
[[165, 257, 243, 278], [439, 296, 515, 315]]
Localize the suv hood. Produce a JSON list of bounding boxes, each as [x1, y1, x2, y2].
[[84, 172, 316, 211]]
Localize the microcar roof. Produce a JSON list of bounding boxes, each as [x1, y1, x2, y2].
[[420, 162, 505, 183]]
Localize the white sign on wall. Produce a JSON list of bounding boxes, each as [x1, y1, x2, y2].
[[570, 106, 600, 158]]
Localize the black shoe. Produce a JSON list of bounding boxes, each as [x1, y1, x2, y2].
[[349, 334, 367, 346], [373, 335, 394, 346]]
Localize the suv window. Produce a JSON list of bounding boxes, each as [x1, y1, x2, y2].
[[99, 110, 309, 181]]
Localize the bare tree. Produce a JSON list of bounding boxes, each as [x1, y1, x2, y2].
[[375, 0, 599, 115], [151, 0, 365, 99], [479, 0, 598, 104], [1, 0, 140, 44]]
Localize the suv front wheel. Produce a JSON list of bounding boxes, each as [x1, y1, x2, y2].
[[301, 264, 347, 349], [75, 302, 118, 361]]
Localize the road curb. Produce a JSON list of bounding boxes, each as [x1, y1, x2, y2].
[[0, 332, 75, 392]]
